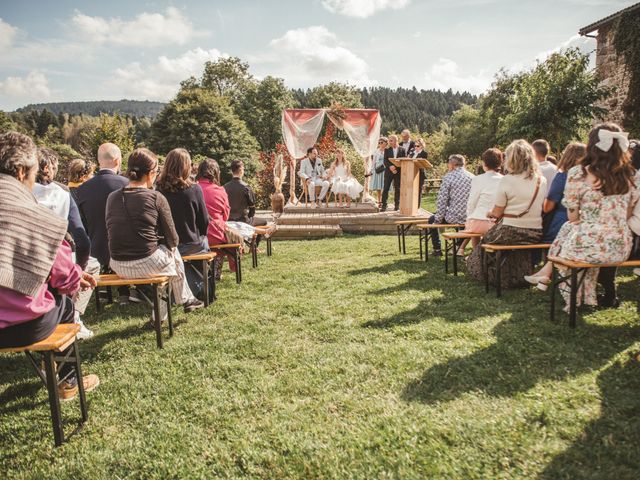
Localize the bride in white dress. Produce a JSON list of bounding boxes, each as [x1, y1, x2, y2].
[[328, 149, 364, 208]]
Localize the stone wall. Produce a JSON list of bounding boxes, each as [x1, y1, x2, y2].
[[595, 23, 631, 125]]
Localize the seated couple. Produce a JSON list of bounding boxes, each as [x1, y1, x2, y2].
[[299, 147, 363, 208]]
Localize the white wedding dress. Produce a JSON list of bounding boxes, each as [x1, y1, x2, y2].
[[331, 164, 364, 199]]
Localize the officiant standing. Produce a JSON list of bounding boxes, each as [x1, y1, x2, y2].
[[381, 135, 406, 212], [298, 147, 330, 208]]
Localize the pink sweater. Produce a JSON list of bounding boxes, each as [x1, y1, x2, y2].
[[198, 179, 230, 245], [0, 241, 82, 328]]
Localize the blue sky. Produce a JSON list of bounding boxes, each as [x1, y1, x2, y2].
[[0, 0, 636, 110]]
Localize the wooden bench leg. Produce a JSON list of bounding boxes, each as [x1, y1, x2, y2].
[[397, 225, 402, 253], [495, 250, 502, 298], [166, 283, 173, 338], [402, 226, 407, 255], [72, 342, 89, 423], [483, 249, 489, 293], [569, 268, 578, 328], [95, 287, 102, 313], [550, 267, 557, 323], [200, 259, 210, 307], [453, 240, 458, 276], [444, 237, 450, 274], [152, 283, 163, 349], [267, 237, 272, 257], [43, 351, 64, 446], [418, 228, 423, 260], [235, 249, 242, 284], [251, 238, 258, 269]]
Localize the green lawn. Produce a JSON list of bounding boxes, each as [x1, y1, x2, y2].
[[1, 235, 639, 479]]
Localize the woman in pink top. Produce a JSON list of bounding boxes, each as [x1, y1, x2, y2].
[[196, 158, 244, 274], [0, 131, 99, 400]]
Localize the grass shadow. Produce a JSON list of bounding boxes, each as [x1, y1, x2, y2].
[[539, 356, 640, 479], [402, 314, 640, 405]]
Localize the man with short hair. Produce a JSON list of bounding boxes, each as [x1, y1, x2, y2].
[[399, 129, 415, 156], [428, 154, 474, 255], [532, 139, 557, 194], [298, 147, 330, 207], [224, 159, 267, 226], [381, 134, 406, 212], [76, 143, 131, 304]]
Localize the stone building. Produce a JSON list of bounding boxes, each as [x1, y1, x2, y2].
[[580, 2, 640, 125]]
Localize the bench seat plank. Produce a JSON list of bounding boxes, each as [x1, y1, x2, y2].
[[183, 252, 217, 262], [416, 223, 465, 229], [394, 219, 430, 225], [210, 243, 242, 249], [443, 232, 483, 239], [0, 324, 80, 353], [97, 274, 169, 287], [482, 243, 551, 252], [548, 255, 640, 269]]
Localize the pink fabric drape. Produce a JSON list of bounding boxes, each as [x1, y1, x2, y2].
[[327, 109, 382, 159], [281, 109, 326, 159]]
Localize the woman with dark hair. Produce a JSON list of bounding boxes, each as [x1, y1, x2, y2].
[[156, 148, 209, 256], [465, 148, 503, 245], [105, 148, 204, 316], [197, 158, 244, 276], [0, 132, 99, 400], [525, 123, 639, 308], [541, 142, 587, 243]]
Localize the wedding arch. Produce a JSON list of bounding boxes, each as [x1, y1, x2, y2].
[[281, 108, 382, 204]]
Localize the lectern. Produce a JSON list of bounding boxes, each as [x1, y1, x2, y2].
[[389, 157, 433, 216]]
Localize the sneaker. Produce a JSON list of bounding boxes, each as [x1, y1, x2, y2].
[[76, 319, 94, 340], [118, 295, 130, 306], [58, 374, 100, 402], [183, 298, 204, 313], [634, 268, 640, 276], [432, 249, 442, 257]]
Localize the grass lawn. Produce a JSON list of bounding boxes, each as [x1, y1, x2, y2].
[[1, 235, 639, 479]]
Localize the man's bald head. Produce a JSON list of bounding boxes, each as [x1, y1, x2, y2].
[[97, 143, 122, 169]]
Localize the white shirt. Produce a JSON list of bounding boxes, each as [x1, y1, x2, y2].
[[466, 170, 503, 220], [538, 160, 557, 195], [33, 182, 70, 220]]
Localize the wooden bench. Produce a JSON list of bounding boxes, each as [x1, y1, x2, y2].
[[96, 274, 172, 349], [394, 218, 430, 254], [183, 252, 217, 306], [481, 243, 551, 298], [443, 231, 483, 276], [250, 225, 277, 268], [209, 243, 243, 284], [415, 223, 465, 261], [0, 324, 87, 446], [548, 256, 640, 327]]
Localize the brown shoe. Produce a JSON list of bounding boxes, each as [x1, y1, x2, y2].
[[58, 374, 100, 402]]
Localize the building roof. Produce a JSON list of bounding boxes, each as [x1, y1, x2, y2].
[[579, 2, 640, 35]]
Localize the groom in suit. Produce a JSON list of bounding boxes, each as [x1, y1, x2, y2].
[[298, 147, 330, 207], [381, 134, 406, 212]]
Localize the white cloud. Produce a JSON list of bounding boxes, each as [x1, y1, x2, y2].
[[0, 70, 51, 99], [260, 26, 375, 87], [423, 58, 491, 94], [71, 7, 196, 47], [108, 47, 224, 100], [321, 0, 411, 18], [509, 35, 597, 73], [0, 18, 17, 50]]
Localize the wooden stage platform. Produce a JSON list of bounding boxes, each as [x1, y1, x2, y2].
[[263, 203, 431, 240]]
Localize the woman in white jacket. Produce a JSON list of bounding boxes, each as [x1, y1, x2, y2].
[[464, 148, 504, 247]]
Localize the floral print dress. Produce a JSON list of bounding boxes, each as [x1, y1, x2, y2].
[[550, 165, 640, 308]]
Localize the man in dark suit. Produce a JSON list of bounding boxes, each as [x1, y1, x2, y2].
[[400, 129, 415, 158], [224, 159, 267, 226], [409, 138, 430, 208], [381, 134, 406, 212], [76, 143, 130, 303]]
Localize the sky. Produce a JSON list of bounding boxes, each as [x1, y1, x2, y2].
[[0, 0, 636, 111]]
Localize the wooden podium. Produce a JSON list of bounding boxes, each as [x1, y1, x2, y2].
[[389, 157, 433, 216]]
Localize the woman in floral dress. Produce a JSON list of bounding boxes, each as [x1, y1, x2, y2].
[[525, 123, 639, 309]]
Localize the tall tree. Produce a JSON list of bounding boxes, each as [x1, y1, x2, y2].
[[305, 82, 363, 108], [150, 86, 259, 180], [87, 113, 135, 158], [200, 57, 253, 101], [238, 76, 296, 151]]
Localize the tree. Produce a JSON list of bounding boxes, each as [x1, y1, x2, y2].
[[443, 105, 490, 160], [238, 76, 296, 151], [305, 82, 363, 108], [87, 113, 135, 158], [201, 57, 253, 101], [0, 110, 16, 133], [498, 49, 610, 150], [150, 86, 259, 180]]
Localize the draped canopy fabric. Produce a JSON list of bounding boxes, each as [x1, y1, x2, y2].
[[281, 108, 382, 159]]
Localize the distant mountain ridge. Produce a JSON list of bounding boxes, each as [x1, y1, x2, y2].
[[17, 100, 166, 117]]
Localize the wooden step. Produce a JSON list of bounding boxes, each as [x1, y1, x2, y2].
[[283, 202, 378, 214], [273, 224, 342, 239]]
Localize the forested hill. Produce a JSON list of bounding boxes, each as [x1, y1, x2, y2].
[[361, 87, 476, 133], [17, 100, 166, 118]]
